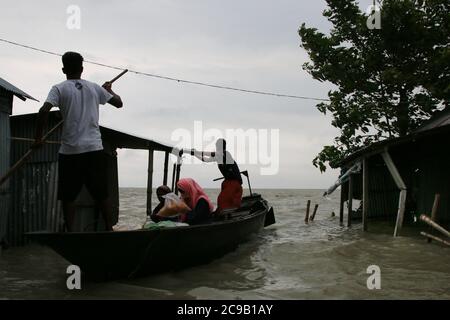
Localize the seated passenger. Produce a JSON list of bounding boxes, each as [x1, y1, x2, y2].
[[150, 185, 172, 222], [177, 178, 214, 225]]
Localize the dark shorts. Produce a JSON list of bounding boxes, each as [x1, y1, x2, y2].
[[58, 150, 109, 202]]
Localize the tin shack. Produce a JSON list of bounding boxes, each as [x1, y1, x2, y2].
[[0, 77, 38, 248], [2, 110, 176, 246], [335, 109, 450, 237]]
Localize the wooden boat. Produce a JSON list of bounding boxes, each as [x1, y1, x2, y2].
[[27, 193, 275, 281]]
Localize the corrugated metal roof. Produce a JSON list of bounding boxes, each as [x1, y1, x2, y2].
[[0, 77, 38, 102], [415, 108, 450, 132], [100, 126, 173, 152], [338, 122, 450, 167], [10, 111, 174, 152], [0, 113, 10, 243]]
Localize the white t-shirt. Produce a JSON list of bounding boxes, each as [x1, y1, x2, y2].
[[45, 79, 113, 154]]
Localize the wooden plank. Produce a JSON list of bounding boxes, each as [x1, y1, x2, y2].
[[420, 232, 450, 246], [347, 174, 353, 227], [420, 214, 450, 238], [381, 150, 406, 189], [431, 194, 440, 222], [171, 163, 176, 191], [428, 194, 441, 243], [305, 200, 311, 224], [339, 184, 345, 225], [146, 149, 154, 216], [174, 157, 181, 194], [310, 204, 319, 221], [362, 157, 369, 232], [163, 151, 169, 186], [394, 190, 407, 237], [382, 150, 407, 237]]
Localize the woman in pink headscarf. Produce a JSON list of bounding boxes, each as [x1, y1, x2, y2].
[[177, 178, 214, 225]]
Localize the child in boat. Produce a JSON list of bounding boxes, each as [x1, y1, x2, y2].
[[150, 185, 172, 222], [177, 178, 214, 225]]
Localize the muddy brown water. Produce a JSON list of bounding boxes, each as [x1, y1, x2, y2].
[[1, 189, 449, 299]]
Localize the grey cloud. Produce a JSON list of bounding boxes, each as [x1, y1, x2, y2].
[[1, 0, 341, 188]]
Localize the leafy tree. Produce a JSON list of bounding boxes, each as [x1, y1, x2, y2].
[[299, 0, 450, 172]]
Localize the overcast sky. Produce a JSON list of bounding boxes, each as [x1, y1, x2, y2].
[[0, 0, 375, 189]]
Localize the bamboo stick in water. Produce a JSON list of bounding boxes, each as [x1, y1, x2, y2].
[[420, 232, 450, 247], [420, 214, 450, 238], [305, 200, 311, 224], [310, 204, 319, 221]]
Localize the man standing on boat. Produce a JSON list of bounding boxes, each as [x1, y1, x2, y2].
[[191, 139, 243, 212], [33, 51, 123, 232]]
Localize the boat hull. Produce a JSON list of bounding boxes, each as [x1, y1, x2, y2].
[[27, 202, 271, 280]]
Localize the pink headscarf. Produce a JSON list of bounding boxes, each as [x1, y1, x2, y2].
[[177, 178, 214, 212]]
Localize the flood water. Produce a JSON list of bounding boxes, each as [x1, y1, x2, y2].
[[0, 189, 449, 299]]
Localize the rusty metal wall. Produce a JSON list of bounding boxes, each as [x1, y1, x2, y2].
[[8, 113, 120, 244], [415, 151, 450, 226], [10, 114, 61, 163], [388, 137, 450, 226], [344, 133, 450, 227], [45, 162, 64, 233], [7, 114, 63, 245], [0, 193, 9, 246], [0, 111, 11, 245], [342, 154, 406, 222], [367, 156, 399, 220], [8, 162, 60, 245]]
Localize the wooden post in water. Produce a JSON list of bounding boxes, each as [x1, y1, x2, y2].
[[421, 232, 450, 246], [310, 204, 319, 221], [431, 194, 440, 221], [171, 163, 176, 191], [339, 185, 345, 225], [382, 150, 407, 237], [305, 200, 311, 224], [347, 174, 353, 227], [420, 214, 450, 238], [146, 149, 154, 216], [174, 156, 181, 194], [362, 158, 369, 232], [428, 194, 440, 243], [163, 151, 169, 186]]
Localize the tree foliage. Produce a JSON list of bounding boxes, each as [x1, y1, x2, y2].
[[299, 0, 450, 172]]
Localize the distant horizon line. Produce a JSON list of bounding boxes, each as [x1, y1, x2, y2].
[[119, 186, 331, 190]]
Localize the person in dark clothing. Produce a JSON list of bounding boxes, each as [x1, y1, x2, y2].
[[176, 178, 214, 225], [191, 139, 243, 212], [34, 51, 123, 232], [150, 185, 172, 222]]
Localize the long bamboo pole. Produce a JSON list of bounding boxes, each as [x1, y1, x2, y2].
[[109, 69, 128, 83]]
